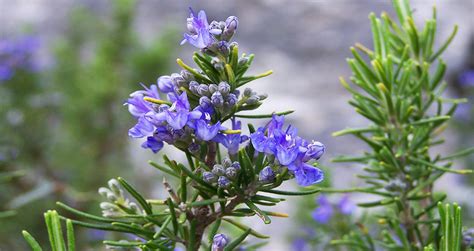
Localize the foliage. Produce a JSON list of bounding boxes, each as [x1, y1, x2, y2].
[[326, 0, 473, 250]]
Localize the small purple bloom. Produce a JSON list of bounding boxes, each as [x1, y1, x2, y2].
[[212, 233, 229, 251], [225, 16, 238, 32], [292, 162, 324, 186], [157, 75, 175, 93], [195, 119, 221, 141], [128, 116, 155, 138], [182, 9, 215, 49], [217, 176, 231, 188], [292, 238, 308, 251], [338, 195, 356, 215], [211, 91, 224, 107], [214, 119, 248, 154], [458, 70, 474, 87], [203, 171, 217, 183], [259, 166, 275, 183], [312, 195, 333, 224], [303, 141, 325, 161], [141, 136, 164, 153]]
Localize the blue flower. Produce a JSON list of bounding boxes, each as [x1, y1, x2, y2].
[[195, 119, 221, 141], [214, 119, 249, 154], [258, 166, 275, 183], [250, 115, 325, 186], [312, 195, 333, 224], [212, 233, 229, 251], [338, 195, 355, 215], [0, 36, 40, 82], [165, 92, 201, 129], [126, 84, 161, 117], [141, 136, 164, 153], [291, 162, 324, 186], [181, 9, 215, 49], [157, 75, 176, 93]]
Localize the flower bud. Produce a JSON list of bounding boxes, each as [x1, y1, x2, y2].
[[304, 141, 325, 161], [216, 41, 229, 56], [212, 233, 229, 251], [218, 82, 231, 95], [198, 84, 210, 96], [129, 202, 140, 213], [225, 167, 238, 179], [243, 87, 253, 97], [245, 96, 259, 105], [258, 93, 268, 100], [226, 93, 238, 106], [98, 187, 111, 197], [209, 84, 219, 94], [108, 179, 122, 195], [181, 70, 194, 81], [238, 56, 249, 66], [189, 81, 199, 94], [100, 202, 117, 210], [217, 176, 231, 188], [225, 16, 238, 32], [259, 166, 275, 183], [203, 171, 217, 183], [171, 73, 187, 88], [212, 164, 226, 176], [231, 161, 241, 171], [157, 75, 175, 93], [222, 157, 232, 168], [188, 142, 201, 154], [211, 91, 224, 107]]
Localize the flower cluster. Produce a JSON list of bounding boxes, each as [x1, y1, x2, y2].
[[312, 195, 355, 224], [203, 157, 241, 188], [181, 8, 238, 51], [250, 115, 325, 186], [98, 179, 143, 217], [0, 36, 39, 82]]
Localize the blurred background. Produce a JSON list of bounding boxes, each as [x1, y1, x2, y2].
[[0, 0, 472, 250]]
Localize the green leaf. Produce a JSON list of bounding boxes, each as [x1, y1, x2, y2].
[[149, 161, 179, 178], [22, 231, 43, 251], [259, 188, 320, 196], [244, 200, 271, 224], [429, 25, 458, 62], [234, 110, 294, 118], [222, 218, 269, 239], [117, 177, 153, 215], [66, 220, 75, 251], [223, 228, 251, 251]]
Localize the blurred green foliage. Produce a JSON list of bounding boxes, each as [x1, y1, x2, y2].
[[0, 0, 176, 249]]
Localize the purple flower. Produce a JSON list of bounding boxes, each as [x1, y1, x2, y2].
[[214, 119, 249, 154], [217, 176, 231, 188], [312, 195, 333, 224], [141, 136, 164, 153], [259, 166, 275, 183], [0, 36, 40, 82], [292, 238, 308, 251], [203, 171, 217, 183], [195, 119, 221, 141], [292, 162, 324, 186], [126, 84, 161, 117], [128, 116, 155, 138], [165, 92, 201, 129], [250, 115, 325, 186], [157, 75, 175, 93], [212, 234, 229, 251], [338, 195, 356, 215], [181, 9, 215, 49], [458, 70, 474, 87], [303, 141, 325, 161]]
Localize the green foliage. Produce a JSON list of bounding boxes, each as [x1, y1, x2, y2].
[[330, 0, 473, 250], [22, 210, 76, 251]]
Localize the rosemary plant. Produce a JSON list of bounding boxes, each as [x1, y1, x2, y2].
[[22, 8, 326, 251], [330, 0, 473, 250]]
